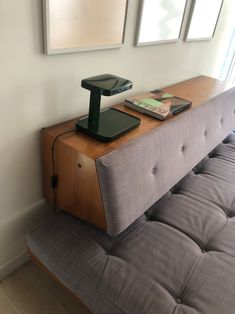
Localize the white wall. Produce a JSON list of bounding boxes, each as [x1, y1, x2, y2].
[[0, 0, 234, 277]]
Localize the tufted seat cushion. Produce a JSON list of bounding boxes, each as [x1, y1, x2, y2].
[[27, 132, 235, 314]]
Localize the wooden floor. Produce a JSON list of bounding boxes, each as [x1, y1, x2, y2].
[[0, 262, 90, 314]]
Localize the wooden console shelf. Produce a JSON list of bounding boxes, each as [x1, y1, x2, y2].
[[41, 76, 229, 230]]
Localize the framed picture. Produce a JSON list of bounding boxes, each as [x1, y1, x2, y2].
[[43, 0, 128, 54], [135, 0, 187, 46], [185, 0, 224, 41]]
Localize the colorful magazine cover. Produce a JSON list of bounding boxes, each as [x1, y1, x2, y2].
[[125, 90, 191, 120]]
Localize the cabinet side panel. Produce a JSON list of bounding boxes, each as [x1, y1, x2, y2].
[[74, 154, 107, 230], [56, 143, 107, 230], [41, 128, 107, 231]]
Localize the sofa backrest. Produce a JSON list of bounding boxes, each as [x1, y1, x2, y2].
[[96, 87, 235, 236]]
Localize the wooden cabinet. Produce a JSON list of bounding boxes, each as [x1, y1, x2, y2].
[[41, 76, 229, 231]]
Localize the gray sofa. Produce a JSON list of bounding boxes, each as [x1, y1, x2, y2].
[[27, 86, 235, 314]]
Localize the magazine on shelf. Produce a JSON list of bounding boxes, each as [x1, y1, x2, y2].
[[125, 90, 192, 120]]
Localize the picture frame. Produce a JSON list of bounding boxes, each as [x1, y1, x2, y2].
[[43, 0, 129, 54], [185, 0, 224, 41], [135, 0, 187, 46]]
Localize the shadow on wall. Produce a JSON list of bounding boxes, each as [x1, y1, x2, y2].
[[219, 28, 235, 82]]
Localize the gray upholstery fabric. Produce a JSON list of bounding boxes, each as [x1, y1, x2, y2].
[[96, 87, 235, 236], [27, 132, 235, 314]]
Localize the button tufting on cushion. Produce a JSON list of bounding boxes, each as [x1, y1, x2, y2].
[[151, 167, 156, 174], [27, 132, 235, 314], [180, 145, 185, 152]]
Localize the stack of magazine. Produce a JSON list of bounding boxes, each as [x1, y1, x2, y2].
[[125, 90, 192, 121]]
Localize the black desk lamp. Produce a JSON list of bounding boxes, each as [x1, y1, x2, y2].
[[76, 74, 140, 142]]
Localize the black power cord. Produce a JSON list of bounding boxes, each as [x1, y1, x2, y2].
[[51, 129, 76, 215]]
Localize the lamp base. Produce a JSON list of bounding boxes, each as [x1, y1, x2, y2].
[[76, 108, 140, 142]]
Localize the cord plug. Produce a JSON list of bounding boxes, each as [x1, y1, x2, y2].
[[51, 175, 58, 189]]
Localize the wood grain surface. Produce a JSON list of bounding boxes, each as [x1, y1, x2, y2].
[[43, 76, 229, 159], [41, 76, 230, 229]]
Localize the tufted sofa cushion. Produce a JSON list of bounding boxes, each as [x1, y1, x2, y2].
[[27, 132, 235, 314], [96, 87, 235, 236]]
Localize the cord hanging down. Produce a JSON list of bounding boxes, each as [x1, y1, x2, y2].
[[50, 129, 76, 215]]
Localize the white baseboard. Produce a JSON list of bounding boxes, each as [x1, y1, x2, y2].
[[0, 250, 29, 280], [0, 199, 50, 280]]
